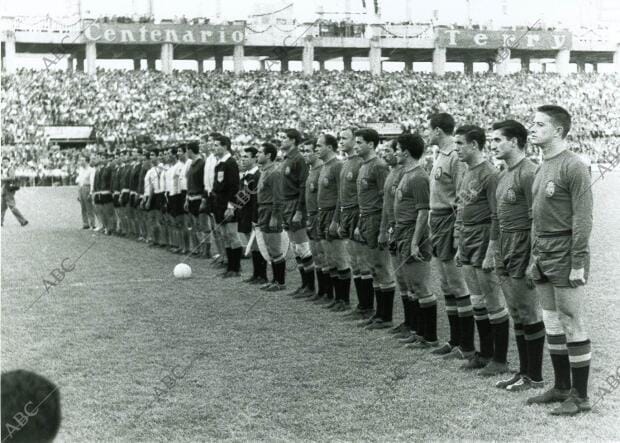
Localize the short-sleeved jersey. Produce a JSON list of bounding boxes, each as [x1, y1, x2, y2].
[[318, 156, 342, 210], [280, 147, 308, 210], [458, 160, 499, 240], [394, 164, 431, 226], [380, 164, 406, 234], [496, 157, 536, 232], [305, 161, 323, 214], [339, 154, 364, 207], [357, 156, 388, 214], [187, 157, 205, 195], [532, 149, 593, 269], [430, 145, 464, 210]]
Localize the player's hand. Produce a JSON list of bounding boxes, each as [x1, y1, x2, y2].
[[224, 207, 235, 220], [183, 201, 189, 212], [569, 267, 587, 287], [410, 242, 423, 261], [269, 216, 277, 231], [377, 232, 388, 250], [482, 253, 495, 273], [455, 247, 462, 267], [337, 224, 345, 239], [199, 199, 207, 211], [292, 210, 302, 224], [353, 227, 361, 242], [452, 234, 459, 251], [328, 221, 339, 237]]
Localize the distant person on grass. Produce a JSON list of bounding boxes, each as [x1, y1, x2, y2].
[[1, 157, 29, 227]]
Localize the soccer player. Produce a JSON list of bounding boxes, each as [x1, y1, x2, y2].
[[111, 154, 123, 234], [353, 128, 396, 330], [455, 125, 510, 375], [526, 105, 593, 415], [119, 150, 133, 236], [297, 139, 324, 299], [257, 142, 287, 291], [203, 132, 227, 267], [212, 135, 242, 277], [239, 146, 268, 285], [393, 133, 437, 347], [427, 113, 475, 358], [377, 140, 408, 336], [168, 145, 186, 253], [337, 127, 373, 318], [128, 148, 144, 239], [491, 119, 546, 391], [279, 129, 315, 296], [143, 149, 161, 245], [184, 142, 205, 254], [1, 156, 28, 227], [315, 133, 349, 310], [75, 155, 95, 229]]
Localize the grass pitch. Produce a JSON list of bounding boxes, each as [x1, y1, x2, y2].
[[2, 174, 620, 442]]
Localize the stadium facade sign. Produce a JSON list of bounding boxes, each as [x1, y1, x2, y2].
[[436, 29, 572, 50], [83, 23, 245, 45]]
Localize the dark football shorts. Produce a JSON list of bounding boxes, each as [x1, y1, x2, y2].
[[130, 193, 139, 208], [281, 199, 306, 232], [459, 223, 491, 268], [306, 211, 320, 240], [213, 204, 236, 225], [113, 193, 121, 207], [318, 208, 337, 240], [429, 209, 458, 261], [187, 197, 201, 217], [338, 205, 359, 240], [356, 211, 382, 249], [533, 232, 589, 288], [394, 223, 433, 263], [257, 204, 282, 233], [149, 193, 163, 211], [159, 194, 168, 214], [167, 194, 184, 217], [200, 193, 213, 214], [120, 191, 130, 207], [99, 193, 112, 205], [496, 230, 531, 278]]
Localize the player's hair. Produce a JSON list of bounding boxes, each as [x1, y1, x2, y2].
[[187, 141, 200, 154], [322, 133, 338, 152], [429, 113, 455, 135], [208, 132, 222, 140], [537, 105, 571, 138], [1, 370, 61, 443], [397, 133, 426, 160], [455, 125, 486, 150], [341, 126, 358, 137], [261, 142, 277, 161], [244, 147, 258, 158], [388, 138, 398, 152], [284, 129, 302, 146], [2, 156, 9, 161], [354, 128, 380, 148], [83, 156, 91, 164], [492, 120, 528, 149], [214, 135, 232, 152]]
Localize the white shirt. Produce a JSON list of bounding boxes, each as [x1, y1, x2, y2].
[[144, 167, 160, 196], [157, 163, 167, 192], [204, 153, 218, 193], [164, 165, 176, 194], [88, 166, 96, 190], [180, 159, 192, 191], [75, 166, 93, 187], [171, 160, 184, 195]]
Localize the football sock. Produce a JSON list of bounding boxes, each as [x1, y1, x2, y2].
[[474, 306, 493, 359], [514, 323, 528, 375], [444, 294, 460, 347], [489, 307, 510, 363], [456, 294, 475, 352], [568, 339, 591, 398], [524, 321, 546, 382], [547, 333, 571, 391], [381, 287, 395, 322], [419, 294, 437, 342]]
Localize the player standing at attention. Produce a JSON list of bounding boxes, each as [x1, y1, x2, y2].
[[184, 142, 205, 254], [490, 120, 546, 392], [526, 105, 593, 415], [427, 113, 475, 359], [455, 125, 510, 375], [1, 156, 28, 227], [297, 139, 325, 300], [168, 145, 186, 253], [257, 142, 287, 291], [279, 129, 315, 297], [354, 128, 396, 330], [393, 133, 437, 347], [212, 135, 242, 278], [337, 127, 373, 318], [376, 140, 408, 337]]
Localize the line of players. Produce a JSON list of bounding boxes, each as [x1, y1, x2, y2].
[[87, 105, 592, 416]]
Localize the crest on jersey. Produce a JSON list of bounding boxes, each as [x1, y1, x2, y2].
[[396, 189, 403, 201], [505, 188, 516, 203], [217, 171, 224, 182], [346, 171, 354, 181], [434, 167, 443, 180], [545, 180, 555, 197], [361, 178, 369, 189], [285, 166, 291, 176]]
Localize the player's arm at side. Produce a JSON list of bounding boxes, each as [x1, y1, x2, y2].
[[483, 171, 499, 272], [410, 174, 430, 259], [270, 169, 283, 229], [568, 158, 593, 285], [294, 156, 309, 219], [331, 162, 343, 228]]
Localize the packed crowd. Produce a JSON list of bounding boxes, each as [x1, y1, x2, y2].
[[1, 69, 619, 183]]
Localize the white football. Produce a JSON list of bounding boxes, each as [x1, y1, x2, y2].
[[173, 263, 192, 279]]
